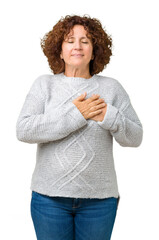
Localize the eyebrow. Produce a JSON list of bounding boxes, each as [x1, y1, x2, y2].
[[67, 36, 88, 39]]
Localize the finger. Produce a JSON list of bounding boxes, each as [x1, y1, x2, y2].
[[90, 102, 106, 111], [92, 94, 100, 97], [86, 94, 100, 103], [76, 92, 87, 101], [88, 109, 102, 117], [89, 98, 105, 107]]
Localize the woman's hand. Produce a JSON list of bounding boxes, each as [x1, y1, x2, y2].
[[72, 92, 107, 121], [89, 104, 107, 122]]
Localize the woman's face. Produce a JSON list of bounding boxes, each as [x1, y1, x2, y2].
[[60, 25, 94, 70]]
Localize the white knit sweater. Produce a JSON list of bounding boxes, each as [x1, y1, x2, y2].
[[16, 72, 143, 199]]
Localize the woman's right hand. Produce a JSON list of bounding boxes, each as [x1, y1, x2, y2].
[[72, 92, 106, 120]]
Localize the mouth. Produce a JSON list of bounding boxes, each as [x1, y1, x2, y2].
[[72, 54, 84, 57]]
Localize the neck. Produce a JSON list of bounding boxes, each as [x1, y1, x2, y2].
[[64, 67, 92, 79]]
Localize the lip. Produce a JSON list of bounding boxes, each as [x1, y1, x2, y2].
[[72, 54, 84, 57]]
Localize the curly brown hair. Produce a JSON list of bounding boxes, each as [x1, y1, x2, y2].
[[40, 14, 113, 76]]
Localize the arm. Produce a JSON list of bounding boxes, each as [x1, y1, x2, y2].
[[16, 75, 88, 144], [97, 83, 143, 147]]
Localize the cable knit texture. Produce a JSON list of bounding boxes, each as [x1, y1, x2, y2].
[[16, 72, 143, 199]]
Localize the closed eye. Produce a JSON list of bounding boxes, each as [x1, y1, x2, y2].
[[68, 42, 88, 44]]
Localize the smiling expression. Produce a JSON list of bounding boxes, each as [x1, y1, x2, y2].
[[60, 25, 94, 69]]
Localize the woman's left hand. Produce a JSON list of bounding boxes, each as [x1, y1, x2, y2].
[[89, 104, 107, 122]]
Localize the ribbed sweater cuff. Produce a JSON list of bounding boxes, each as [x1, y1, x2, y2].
[[66, 102, 88, 129], [97, 103, 119, 130]]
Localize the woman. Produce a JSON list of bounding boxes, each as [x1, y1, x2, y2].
[[16, 15, 143, 240]]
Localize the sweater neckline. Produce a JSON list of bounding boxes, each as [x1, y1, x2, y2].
[[59, 72, 97, 83]]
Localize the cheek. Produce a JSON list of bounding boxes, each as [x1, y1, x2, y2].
[[85, 44, 93, 52], [63, 46, 72, 56], [85, 47, 93, 56], [61, 43, 70, 54]]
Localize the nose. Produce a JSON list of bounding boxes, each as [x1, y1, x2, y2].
[[74, 41, 82, 49]]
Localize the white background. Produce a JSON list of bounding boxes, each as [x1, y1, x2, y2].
[[1, 0, 159, 239]]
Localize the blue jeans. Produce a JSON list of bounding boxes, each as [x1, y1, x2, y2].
[[30, 191, 119, 240]]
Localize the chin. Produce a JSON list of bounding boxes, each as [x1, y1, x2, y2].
[[71, 62, 85, 67]]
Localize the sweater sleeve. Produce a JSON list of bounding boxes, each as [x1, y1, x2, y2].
[[16, 75, 88, 144], [97, 83, 143, 147]]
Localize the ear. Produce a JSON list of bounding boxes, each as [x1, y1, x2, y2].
[[60, 52, 63, 59]]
